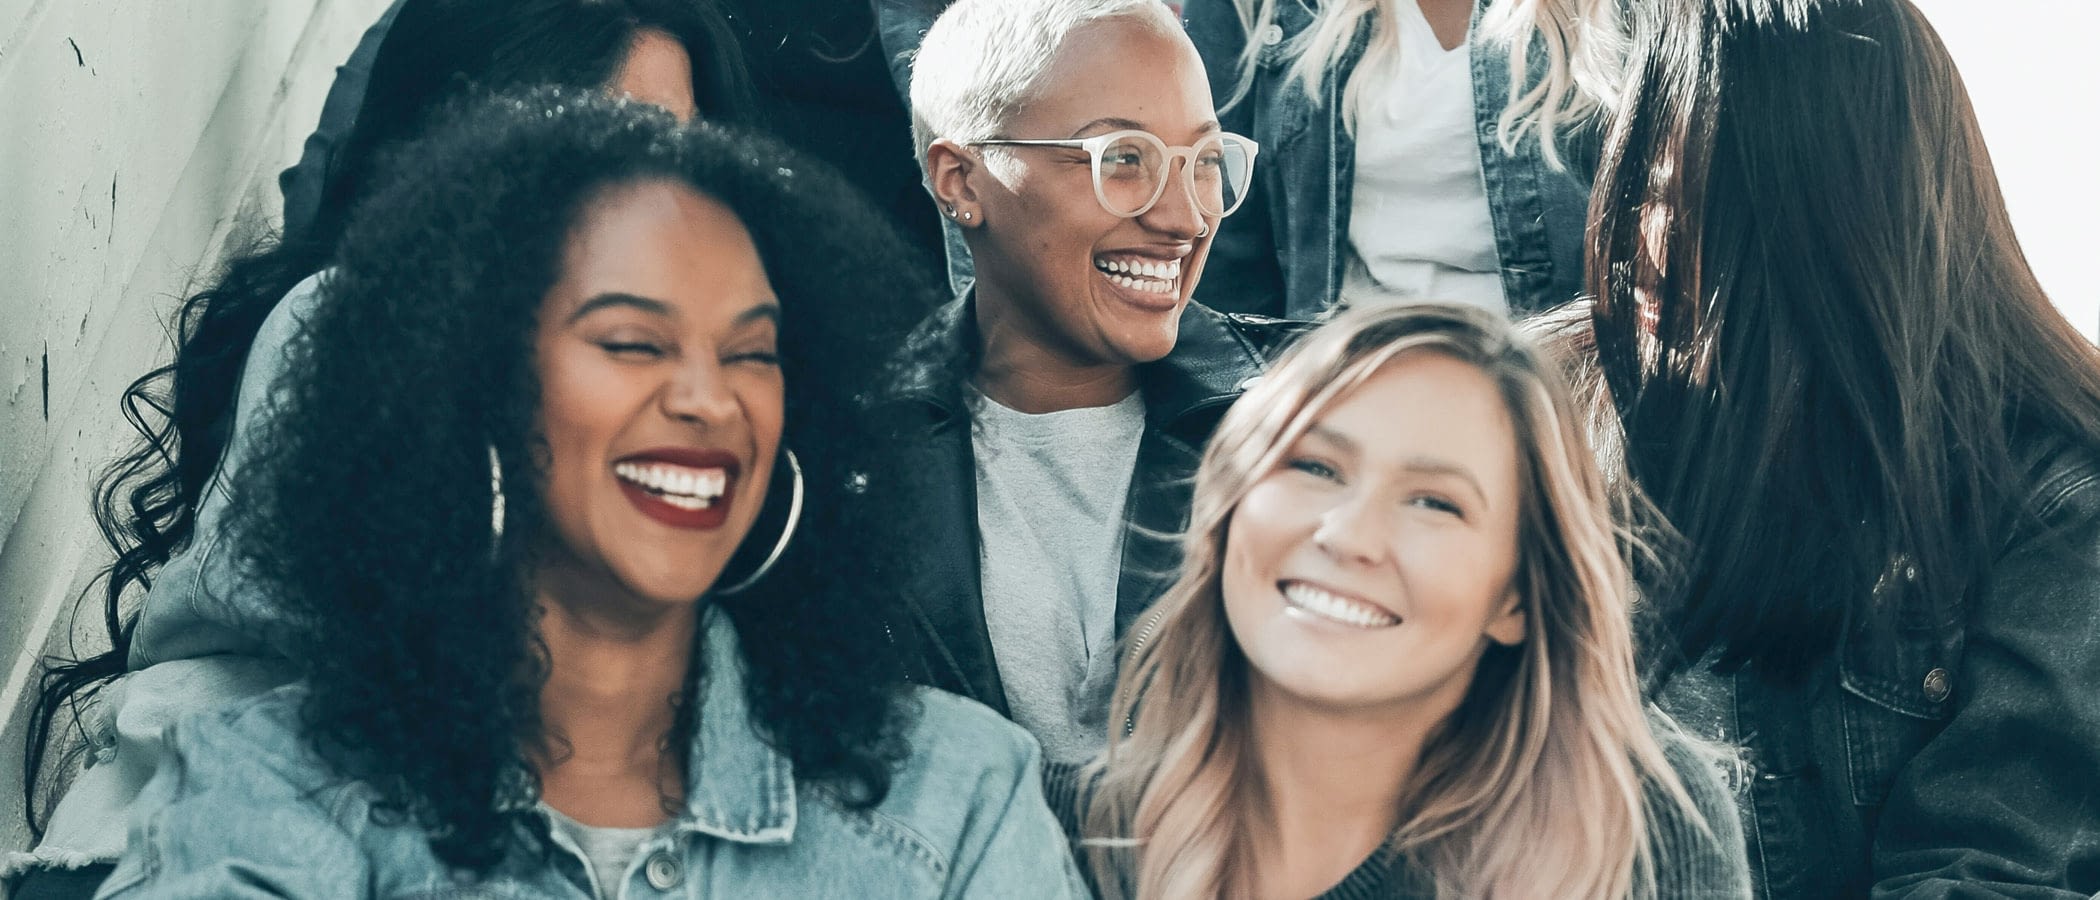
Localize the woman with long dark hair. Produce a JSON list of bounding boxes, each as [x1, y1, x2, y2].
[[1588, 0, 2100, 893], [12, 0, 756, 889], [91, 88, 1080, 897]]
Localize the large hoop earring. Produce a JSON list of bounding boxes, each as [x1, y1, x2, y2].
[[713, 448, 804, 596]]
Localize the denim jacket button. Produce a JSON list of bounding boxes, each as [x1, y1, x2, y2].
[[1261, 23, 1285, 45], [644, 851, 683, 890], [1922, 667, 1952, 703]]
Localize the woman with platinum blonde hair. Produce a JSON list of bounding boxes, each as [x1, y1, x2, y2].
[[1063, 304, 1750, 898], [883, 0, 1303, 767]]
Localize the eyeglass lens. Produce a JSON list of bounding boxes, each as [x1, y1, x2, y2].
[[1096, 134, 1253, 218]]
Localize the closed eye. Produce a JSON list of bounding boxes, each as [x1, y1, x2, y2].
[[725, 350, 782, 366], [600, 340, 666, 359]]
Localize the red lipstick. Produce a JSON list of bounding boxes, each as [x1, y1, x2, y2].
[[612, 448, 742, 531]]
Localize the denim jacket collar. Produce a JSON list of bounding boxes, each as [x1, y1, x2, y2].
[[676, 607, 797, 843], [503, 608, 798, 845], [883, 292, 1273, 434]]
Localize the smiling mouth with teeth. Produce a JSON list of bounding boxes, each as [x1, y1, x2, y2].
[[614, 461, 728, 510], [1094, 255, 1182, 295], [1281, 580, 1402, 629]]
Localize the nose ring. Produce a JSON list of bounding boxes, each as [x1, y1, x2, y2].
[[1196, 223, 1209, 238]]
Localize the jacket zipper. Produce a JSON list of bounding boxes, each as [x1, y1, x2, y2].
[[1121, 608, 1169, 736]]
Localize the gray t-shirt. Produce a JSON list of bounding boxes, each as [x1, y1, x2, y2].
[[971, 390, 1147, 764], [545, 807, 665, 899]]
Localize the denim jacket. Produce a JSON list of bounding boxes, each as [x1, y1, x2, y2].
[[1182, 0, 1598, 319], [94, 608, 1088, 899], [1656, 430, 2100, 897]]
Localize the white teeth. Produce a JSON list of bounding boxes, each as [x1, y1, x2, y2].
[[1093, 256, 1183, 285], [1282, 582, 1400, 629], [613, 462, 728, 504], [1110, 274, 1175, 294]]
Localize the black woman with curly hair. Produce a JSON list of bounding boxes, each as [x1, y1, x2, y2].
[[12, 1, 758, 893], [87, 90, 1084, 898]]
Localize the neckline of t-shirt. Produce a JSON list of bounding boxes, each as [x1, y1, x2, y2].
[[971, 388, 1147, 446], [1396, 0, 1470, 58], [543, 804, 670, 839]]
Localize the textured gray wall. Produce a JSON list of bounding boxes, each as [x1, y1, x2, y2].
[[0, 0, 394, 857]]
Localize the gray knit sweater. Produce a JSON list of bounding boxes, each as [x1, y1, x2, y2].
[[1046, 722, 1753, 899]]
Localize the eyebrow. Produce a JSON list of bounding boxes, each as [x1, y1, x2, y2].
[[734, 302, 783, 327], [1068, 116, 1224, 138], [567, 292, 669, 323], [566, 293, 782, 327], [1303, 423, 1490, 507]]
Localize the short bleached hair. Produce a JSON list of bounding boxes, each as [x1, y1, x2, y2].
[[908, 0, 1178, 169]]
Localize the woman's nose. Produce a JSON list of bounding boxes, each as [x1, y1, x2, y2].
[[661, 358, 739, 427], [1137, 156, 1206, 240], [1311, 491, 1393, 567]]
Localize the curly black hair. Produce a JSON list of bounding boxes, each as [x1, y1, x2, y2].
[[218, 88, 936, 869], [24, 0, 759, 832]]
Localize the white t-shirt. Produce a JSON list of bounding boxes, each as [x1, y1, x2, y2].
[[970, 389, 1146, 764], [1342, 0, 1508, 313]]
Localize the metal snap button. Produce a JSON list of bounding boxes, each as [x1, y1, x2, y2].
[[1261, 23, 1285, 45], [1922, 667, 1952, 703], [644, 851, 683, 891]]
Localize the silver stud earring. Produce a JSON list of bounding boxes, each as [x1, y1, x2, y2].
[[960, 211, 974, 222], [944, 204, 957, 218]]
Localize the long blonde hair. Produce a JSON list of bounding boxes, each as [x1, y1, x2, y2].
[[1223, 0, 1625, 169], [1083, 303, 1703, 899]]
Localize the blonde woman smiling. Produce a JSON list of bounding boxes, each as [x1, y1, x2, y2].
[[1060, 304, 1750, 898]]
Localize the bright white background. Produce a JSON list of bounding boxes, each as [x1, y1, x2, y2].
[[1912, 0, 2099, 340]]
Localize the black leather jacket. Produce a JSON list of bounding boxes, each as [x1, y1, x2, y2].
[[874, 296, 1307, 713]]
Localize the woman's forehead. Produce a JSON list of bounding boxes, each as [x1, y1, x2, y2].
[[1000, 16, 1216, 140]]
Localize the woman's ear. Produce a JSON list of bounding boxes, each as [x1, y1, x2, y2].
[[925, 138, 983, 227], [1485, 589, 1527, 647]]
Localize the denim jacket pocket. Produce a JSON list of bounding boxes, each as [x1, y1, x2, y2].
[[1836, 605, 1962, 806]]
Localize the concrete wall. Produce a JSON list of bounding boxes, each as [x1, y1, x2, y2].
[[0, 0, 393, 858]]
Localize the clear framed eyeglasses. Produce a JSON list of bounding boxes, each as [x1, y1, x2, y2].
[[972, 130, 1260, 219]]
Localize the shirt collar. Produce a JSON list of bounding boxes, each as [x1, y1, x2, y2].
[[882, 292, 1270, 432]]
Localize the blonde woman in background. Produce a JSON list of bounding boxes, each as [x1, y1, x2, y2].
[[1057, 304, 1750, 899], [1183, 0, 1621, 318]]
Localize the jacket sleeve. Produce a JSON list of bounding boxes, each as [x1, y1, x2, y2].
[[1650, 728, 1754, 899], [1869, 463, 2100, 898], [1181, 0, 1288, 319], [93, 710, 370, 899], [943, 734, 1090, 899]]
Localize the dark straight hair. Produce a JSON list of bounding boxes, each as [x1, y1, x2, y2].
[[1586, 0, 2100, 681], [23, 0, 754, 835]]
